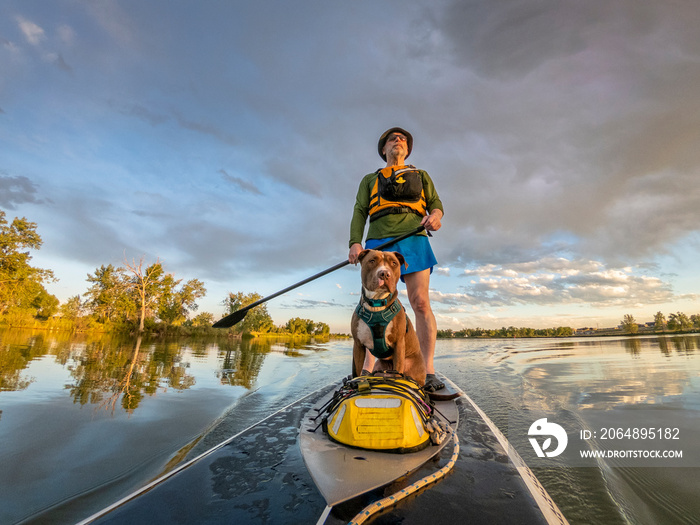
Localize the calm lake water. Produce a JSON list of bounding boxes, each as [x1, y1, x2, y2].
[[1, 329, 698, 525]]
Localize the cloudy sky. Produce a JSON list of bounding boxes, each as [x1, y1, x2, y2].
[[2, 0, 699, 333]]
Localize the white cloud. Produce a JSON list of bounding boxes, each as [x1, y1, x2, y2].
[[16, 16, 45, 46], [438, 257, 682, 308], [57, 24, 75, 45]]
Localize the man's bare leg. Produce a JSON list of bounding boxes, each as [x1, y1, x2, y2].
[[403, 269, 436, 374]]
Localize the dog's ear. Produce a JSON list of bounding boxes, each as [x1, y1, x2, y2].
[[358, 249, 371, 262], [393, 251, 407, 269]]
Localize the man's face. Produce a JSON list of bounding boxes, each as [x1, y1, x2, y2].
[[383, 132, 408, 159]]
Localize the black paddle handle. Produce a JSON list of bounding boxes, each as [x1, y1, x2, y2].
[[212, 226, 427, 328]]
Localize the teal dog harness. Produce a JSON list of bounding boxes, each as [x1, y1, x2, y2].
[[355, 292, 404, 359]]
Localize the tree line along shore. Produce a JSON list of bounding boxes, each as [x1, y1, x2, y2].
[[3, 212, 699, 339], [438, 313, 700, 339], [1, 211, 329, 337]]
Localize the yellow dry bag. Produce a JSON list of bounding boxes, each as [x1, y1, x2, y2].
[[321, 375, 437, 453]]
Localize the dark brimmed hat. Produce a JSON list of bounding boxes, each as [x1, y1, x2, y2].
[[378, 127, 413, 161]]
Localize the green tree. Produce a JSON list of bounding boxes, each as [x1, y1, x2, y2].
[[223, 292, 274, 334], [123, 259, 168, 332], [285, 318, 304, 334], [157, 276, 206, 325], [59, 295, 84, 319], [31, 286, 59, 319], [284, 317, 320, 335], [85, 264, 130, 323], [314, 322, 330, 336], [86, 261, 204, 330], [189, 312, 215, 327], [691, 314, 700, 330], [667, 312, 692, 332], [0, 211, 57, 317], [654, 311, 666, 332], [555, 326, 574, 337], [680, 313, 693, 331], [621, 314, 638, 334]]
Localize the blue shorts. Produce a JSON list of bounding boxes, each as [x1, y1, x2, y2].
[[365, 234, 437, 281]]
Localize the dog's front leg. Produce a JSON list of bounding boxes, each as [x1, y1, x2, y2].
[[393, 335, 406, 375], [386, 316, 407, 375], [352, 339, 366, 378]]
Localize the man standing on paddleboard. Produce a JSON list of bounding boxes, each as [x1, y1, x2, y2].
[[348, 127, 445, 392]]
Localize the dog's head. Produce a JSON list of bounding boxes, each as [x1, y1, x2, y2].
[[357, 249, 406, 296]]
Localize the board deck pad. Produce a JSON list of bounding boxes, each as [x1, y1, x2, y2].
[[323, 388, 563, 525], [81, 375, 568, 525], [299, 377, 459, 507]]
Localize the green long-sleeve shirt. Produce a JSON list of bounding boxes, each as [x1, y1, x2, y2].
[[349, 168, 444, 247]]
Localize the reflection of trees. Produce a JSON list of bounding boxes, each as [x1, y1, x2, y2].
[[100, 336, 145, 412], [217, 338, 269, 389], [671, 336, 697, 354], [1, 330, 320, 415], [64, 335, 195, 414], [0, 331, 53, 391], [623, 336, 698, 357], [277, 335, 328, 356], [623, 337, 641, 356], [1, 330, 198, 413], [215, 335, 330, 386], [655, 336, 697, 356], [0, 347, 34, 391]]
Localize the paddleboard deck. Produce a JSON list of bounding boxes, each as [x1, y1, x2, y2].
[[299, 376, 460, 507], [78, 375, 568, 525]]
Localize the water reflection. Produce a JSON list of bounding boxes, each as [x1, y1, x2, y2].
[[471, 334, 700, 525], [630, 334, 698, 355], [668, 335, 697, 353], [61, 334, 198, 413], [217, 338, 268, 388], [623, 337, 641, 356], [498, 334, 698, 362], [0, 330, 338, 524], [215, 336, 330, 386], [0, 330, 53, 391], [511, 335, 700, 411], [0, 329, 331, 415]]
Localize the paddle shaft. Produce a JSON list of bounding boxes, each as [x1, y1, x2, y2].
[[212, 226, 427, 328]]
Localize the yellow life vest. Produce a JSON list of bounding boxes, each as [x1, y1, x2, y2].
[[368, 166, 428, 223]]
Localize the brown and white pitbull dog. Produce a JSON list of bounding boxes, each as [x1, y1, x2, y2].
[[351, 249, 426, 386]]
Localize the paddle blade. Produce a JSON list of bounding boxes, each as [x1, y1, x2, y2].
[[212, 308, 249, 328]]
